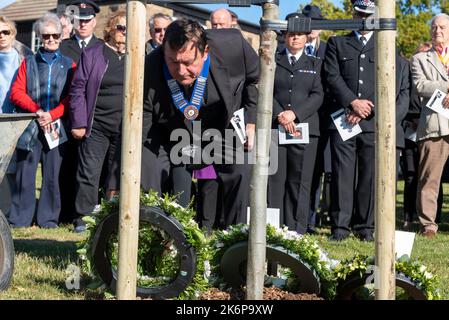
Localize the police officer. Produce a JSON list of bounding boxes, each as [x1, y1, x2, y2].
[[267, 12, 324, 234], [324, 0, 409, 241]]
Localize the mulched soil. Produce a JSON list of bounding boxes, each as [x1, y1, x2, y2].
[[200, 286, 324, 300]]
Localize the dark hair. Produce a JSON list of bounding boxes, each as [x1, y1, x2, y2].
[[163, 19, 207, 54]]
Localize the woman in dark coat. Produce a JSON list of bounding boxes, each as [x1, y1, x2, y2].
[[69, 11, 127, 232]]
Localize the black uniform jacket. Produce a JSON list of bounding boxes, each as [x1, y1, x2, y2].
[[273, 49, 324, 137], [324, 32, 409, 143]]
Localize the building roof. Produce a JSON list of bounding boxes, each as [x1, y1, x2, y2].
[[0, 0, 260, 34], [0, 0, 58, 21], [164, 3, 260, 34]]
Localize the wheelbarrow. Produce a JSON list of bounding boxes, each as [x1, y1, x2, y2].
[[0, 113, 35, 291]]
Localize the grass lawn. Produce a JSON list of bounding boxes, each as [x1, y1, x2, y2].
[[1, 180, 448, 300]]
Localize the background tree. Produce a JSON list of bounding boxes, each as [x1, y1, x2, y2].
[[299, 0, 440, 58]]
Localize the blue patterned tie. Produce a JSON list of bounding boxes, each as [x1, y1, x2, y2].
[[306, 44, 314, 56]]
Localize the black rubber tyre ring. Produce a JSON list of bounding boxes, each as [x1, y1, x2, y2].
[[220, 241, 321, 294], [0, 211, 14, 291], [91, 205, 197, 299], [336, 271, 427, 300]]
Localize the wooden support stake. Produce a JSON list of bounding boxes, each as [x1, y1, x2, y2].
[[375, 0, 396, 300], [116, 0, 146, 300], [246, 2, 279, 300]]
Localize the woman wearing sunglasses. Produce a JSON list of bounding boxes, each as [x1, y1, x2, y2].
[[0, 16, 33, 221], [8, 12, 76, 228], [0, 15, 33, 114], [69, 11, 127, 233]]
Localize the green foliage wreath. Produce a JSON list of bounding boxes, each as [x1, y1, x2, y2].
[[209, 224, 339, 299], [334, 255, 441, 300], [77, 191, 213, 299], [78, 196, 441, 300]]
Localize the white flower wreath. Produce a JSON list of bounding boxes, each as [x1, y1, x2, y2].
[[333, 254, 441, 300], [77, 196, 441, 300], [210, 224, 339, 299]]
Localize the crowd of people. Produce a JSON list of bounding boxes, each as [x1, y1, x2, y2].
[[0, 0, 448, 240]]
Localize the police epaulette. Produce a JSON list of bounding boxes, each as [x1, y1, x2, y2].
[[298, 69, 317, 74]]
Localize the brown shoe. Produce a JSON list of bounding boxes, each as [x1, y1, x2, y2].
[[421, 230, 436, 238]]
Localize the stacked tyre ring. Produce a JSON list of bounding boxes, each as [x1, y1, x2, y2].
[[90, 207, 430, 300], [336, 271, 428, 300], [91, 206, 197, 299], [0, 211, 14, 291]]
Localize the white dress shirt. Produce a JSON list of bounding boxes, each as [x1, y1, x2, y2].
[[286, 48, 303, 65]]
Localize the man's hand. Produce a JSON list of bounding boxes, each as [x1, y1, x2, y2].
[[277, 110, 296, 126], [283, 121, 299, 136], [72, 128, 86, 140], [350, 99, 374, 118], [36, 109, 53, 127], [245, 123, 255, 151], [346, 111, 362, 125]]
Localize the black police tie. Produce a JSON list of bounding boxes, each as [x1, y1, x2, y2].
[[290, 56, 297, 67], [81, 40, 86, 50], [360, 36, 367, 46]]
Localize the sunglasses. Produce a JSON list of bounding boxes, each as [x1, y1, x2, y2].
[[116, 25, 126, 33], [42, 33, 61, 40], [154, 27, 166, 33], [0, 30, 11, 36]]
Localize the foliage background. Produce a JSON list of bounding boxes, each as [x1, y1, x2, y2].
[[301, 0, 445, 58]]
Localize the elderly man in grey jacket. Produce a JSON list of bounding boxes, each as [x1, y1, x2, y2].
[[411, 13, 449, 238]]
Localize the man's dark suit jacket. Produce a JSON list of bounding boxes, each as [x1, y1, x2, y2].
[[142, 28, 259, 149], [273, 50, 323, 137], [60, 35, 101, 63], [324, 32, 409, 143], [396, 56, 411, 149]]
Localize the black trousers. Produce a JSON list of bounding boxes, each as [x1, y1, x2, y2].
[[140, 141, 185, 204], [329, 130, 375, 238], [268, 137, 318, 234], [58, 137, 78, 223], [197, 163, 251, 231], [309, 129, 332, 231], [9, 133, 63, 227], [75, 126, 121, 220], [141, 142, 251, 230]]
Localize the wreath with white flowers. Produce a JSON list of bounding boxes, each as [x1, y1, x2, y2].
[[209, 224, 339, 299], [333, 254, 441, 300], [77, 191, 212, 300], [78, 196, 441, 300]]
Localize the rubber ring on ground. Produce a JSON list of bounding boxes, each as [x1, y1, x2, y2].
[[220, 241, 321, 294], [336, 271, 427, 300], [91, 205, 196, 299]]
